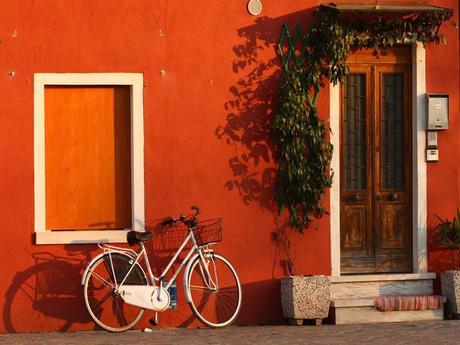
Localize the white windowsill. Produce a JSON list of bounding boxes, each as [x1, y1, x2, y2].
[[35, 230, 130, 244]]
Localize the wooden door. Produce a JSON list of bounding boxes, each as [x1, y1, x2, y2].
[[340, 48, 412, 274]]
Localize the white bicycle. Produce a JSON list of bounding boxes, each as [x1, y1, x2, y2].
[[81, 206, 242, 332]]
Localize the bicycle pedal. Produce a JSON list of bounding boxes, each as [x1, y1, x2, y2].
[[149, 317, 158, 326]]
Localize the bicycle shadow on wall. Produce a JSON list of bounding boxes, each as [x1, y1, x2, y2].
[[3, 247, 96, 332], [215, 8, 315, 212]]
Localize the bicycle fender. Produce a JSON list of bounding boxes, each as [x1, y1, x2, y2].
[[183, 253, 201, 303], [80, 250, 136, 285]]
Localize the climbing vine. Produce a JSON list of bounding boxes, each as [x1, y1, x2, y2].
[[272, 6, 453, 231]]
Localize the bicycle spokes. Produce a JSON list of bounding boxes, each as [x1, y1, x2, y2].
[[84, 253, 145, 332], [187, 254, 241, 327], [90, 270, 115, 290], [196, 257, 218, 291]]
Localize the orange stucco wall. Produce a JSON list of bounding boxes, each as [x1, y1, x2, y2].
[[425, 1, 460, 276], [0, 0, 458, 332]]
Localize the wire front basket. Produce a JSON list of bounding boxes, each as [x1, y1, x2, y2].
[[194, 218, 223, 246]]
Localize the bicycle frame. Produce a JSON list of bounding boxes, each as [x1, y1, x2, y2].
[[137, 230, 197, 290], [81, 227, 217, 299], [82, 209, 242, 331]]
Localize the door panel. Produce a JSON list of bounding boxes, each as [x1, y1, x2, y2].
[[379, 204, 406, 248], [380, 73, 405, 190], [340, 67, 373, 272], [342, 73, 368, 191], [341, 205, 367, 251], [374, 64, 412, 272], [340, 48, 412, 274]]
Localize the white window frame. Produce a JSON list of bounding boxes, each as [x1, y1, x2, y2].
[[34, 73, 145, 244]]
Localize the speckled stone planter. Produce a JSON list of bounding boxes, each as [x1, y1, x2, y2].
[[441, 270, 460, 319], [280, 276, 331, 325]]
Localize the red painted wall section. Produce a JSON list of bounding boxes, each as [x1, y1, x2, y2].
[[0, 0, 330, 332], [0, 0, 457, 332], [425, 0, 460, 275]]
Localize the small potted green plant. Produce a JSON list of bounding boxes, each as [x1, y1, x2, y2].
[[436, 209, 460, 319]]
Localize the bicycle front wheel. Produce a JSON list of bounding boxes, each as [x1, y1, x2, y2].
[[83, 252, 146, 332], [186, 253, 242, 328]]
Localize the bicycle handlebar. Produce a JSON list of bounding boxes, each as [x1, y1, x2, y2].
[[161, 206, 200, 228]]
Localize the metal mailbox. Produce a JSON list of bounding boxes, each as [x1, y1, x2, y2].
[[427, 94, 449, 130]]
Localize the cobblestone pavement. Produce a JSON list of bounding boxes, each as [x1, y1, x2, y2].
[[0, 321, 459, 345]]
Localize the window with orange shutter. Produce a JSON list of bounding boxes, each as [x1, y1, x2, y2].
[[45, 86, 132, 231], [34, 73, 145, 244]]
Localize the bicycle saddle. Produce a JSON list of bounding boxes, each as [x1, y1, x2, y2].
[[127, 230, 152, 246]]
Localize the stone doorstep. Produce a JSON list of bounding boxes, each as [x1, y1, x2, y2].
[[333, 306, 444, 324], [331, 298, 376, 308], [330, 273, 436, 300], [331, 297, 445, 325], [331, 296, 445, 308], [330, 272, 436, 283], [329, 274, 442, 324]]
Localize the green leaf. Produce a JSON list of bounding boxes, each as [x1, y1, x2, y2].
[[441, 34, 447, 45], [273, 10, 450, 232]]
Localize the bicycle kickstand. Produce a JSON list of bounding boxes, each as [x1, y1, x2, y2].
[[149, 312, 159, 326]]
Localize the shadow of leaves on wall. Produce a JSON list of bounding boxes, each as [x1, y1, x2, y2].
[[215, 16, 282, 211], [216, 10, 316, 278], [215, 10, 315, 212]]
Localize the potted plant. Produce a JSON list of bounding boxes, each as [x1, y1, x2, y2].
[[280, 275, 330, 326], [273, 230, 331, 326], [436, 209, 460, 319]]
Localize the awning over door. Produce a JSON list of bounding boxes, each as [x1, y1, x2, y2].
[[319, 3, 453, 16], [318, 3, 453, 43]]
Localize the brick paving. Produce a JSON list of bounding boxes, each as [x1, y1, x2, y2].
[[0, 321, 459, 345]]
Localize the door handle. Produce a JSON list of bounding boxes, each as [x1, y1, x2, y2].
[[351, 194, 361, 202], [389, 193, 398, 201]]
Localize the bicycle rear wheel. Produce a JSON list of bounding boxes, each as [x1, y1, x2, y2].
[[83, 252, 146, 332], [186, 253, 242, 327]]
